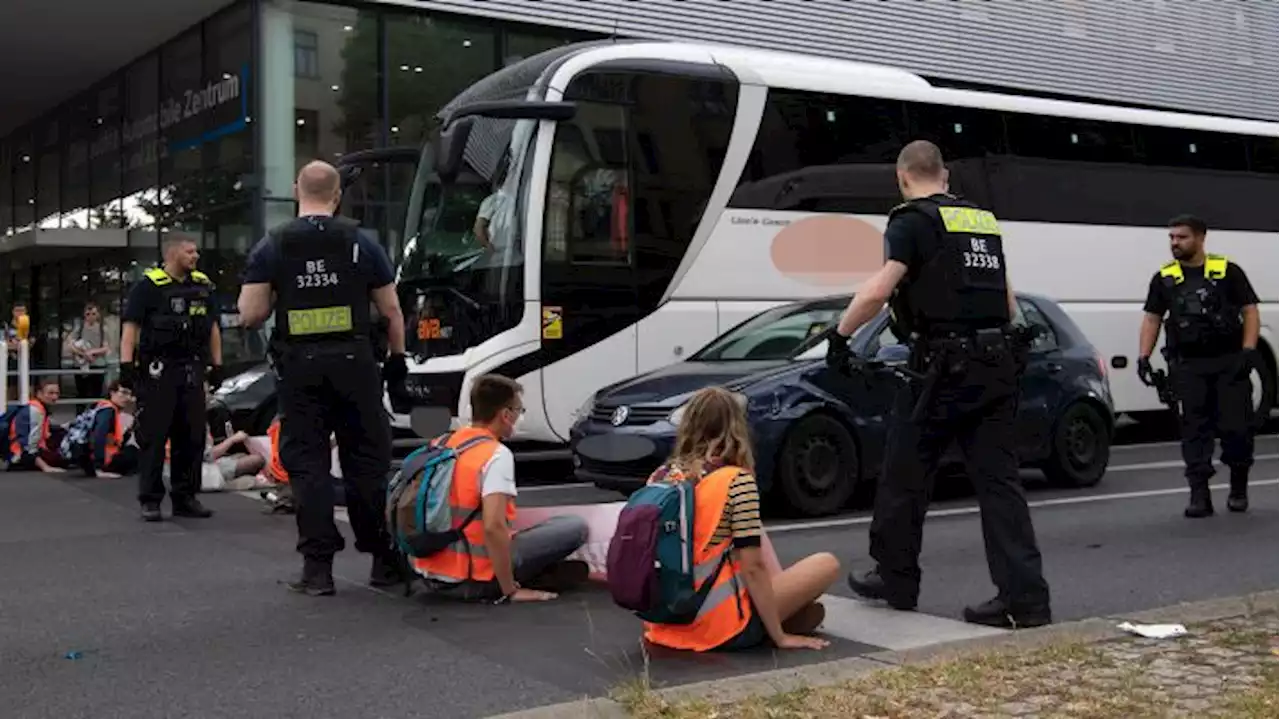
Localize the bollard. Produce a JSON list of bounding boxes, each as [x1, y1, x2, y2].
[[0, 339, 7, 408], [16, 340, 29, 404], [15, 315, 29, 405]]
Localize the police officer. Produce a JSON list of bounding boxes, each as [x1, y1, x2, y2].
[[827, 140, 1051, 629], [237, 160, 409, 596], [1137, 215, 1261, 517], [120, 233, 222, 522]]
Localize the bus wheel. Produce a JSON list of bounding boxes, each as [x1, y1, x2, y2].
[[775, 414, 859, 517]]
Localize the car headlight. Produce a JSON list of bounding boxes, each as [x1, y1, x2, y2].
[[668, 403, 687, 426], [574, 395, 596, 421]]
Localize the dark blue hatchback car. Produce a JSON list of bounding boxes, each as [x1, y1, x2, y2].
[[571, 293, 1115, 517]]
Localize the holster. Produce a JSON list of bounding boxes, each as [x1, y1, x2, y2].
[[908, 327, 1011, 422]]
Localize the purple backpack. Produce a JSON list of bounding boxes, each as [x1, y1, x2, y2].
[[605, 469, 727, 624]]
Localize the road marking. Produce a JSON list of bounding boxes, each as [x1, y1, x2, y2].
[[1106, 454, 1277, 472], [520, 482, 596, 493], [767, 478, 1280, 534], [816, 593, 1007, 650], [1114, 438, 1278, 452]]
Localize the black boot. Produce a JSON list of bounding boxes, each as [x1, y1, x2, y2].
[[172, 496, 214, 519], [847, 569, 917, 611], [963, 596, 1052, 629], [1228, 468, 1249, 512], [1184, 480, 1214, 518], [288, 557, 336, 596], [369, 552, 410, 588], [140, 502, 163, 522]]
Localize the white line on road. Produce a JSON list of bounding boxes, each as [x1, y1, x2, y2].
[[519, 482, 596, 493], [1113, 438, 1277, 452], [1106, 454, 1278, 472], [767, 478, 1280, 534], [815, 593, 1007, 649]]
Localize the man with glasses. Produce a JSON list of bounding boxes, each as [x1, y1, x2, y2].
[[411, 374, 590, 604]]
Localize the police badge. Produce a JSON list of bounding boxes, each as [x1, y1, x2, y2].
[[171, 296, 187, 314]]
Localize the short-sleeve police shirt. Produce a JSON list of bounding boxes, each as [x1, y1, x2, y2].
[[122, 273, 217, 325], [884, 208, 938, 273], [242, 217, 396, 289], [1142, 261, 1259, 318]]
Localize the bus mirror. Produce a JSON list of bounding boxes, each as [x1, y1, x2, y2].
[[339, 165, 363, 190], [434, 117, 475, 181], [444, 100, 577, 124]]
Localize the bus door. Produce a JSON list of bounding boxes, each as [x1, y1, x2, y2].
[[539, 116, 641, 441]]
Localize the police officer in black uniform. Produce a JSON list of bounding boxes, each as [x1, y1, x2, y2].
[[238, 160, 409, 596], [120, 233, 222, 522], [1138, 215, 1261, 517], [827, 140, 1051, 629]]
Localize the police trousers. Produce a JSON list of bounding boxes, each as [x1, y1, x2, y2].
[[276, 341, 392, 562], [136, 361, 206, 504], [868, 333, 1051, 609], [1172, 352, 1255, 484]]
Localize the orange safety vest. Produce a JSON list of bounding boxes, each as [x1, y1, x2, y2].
[[643, 466, 753, 652], [95, 400, 122, 464], [267, 418, 288, 484], [9, 399, 49, 460], [410, 426, 510, 583]]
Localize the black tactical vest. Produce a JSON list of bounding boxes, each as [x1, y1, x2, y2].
[[271, 216, 372, 346], [893, 195, 1010, 335], [1160, 255, 1242, 357], [139, 267, 215, 361]]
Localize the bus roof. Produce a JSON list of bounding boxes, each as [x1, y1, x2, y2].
[[532, 40, 1278, 138]]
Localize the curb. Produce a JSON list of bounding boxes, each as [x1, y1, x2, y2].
[[484, 590, 1279, 719]]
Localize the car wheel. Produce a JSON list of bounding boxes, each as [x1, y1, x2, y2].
[[775, 414, 859, 517], [1042, 402, 1110, 488]]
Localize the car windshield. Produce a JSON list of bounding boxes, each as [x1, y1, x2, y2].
[[691, 298, 850, 361]]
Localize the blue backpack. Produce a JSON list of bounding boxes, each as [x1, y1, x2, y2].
[[605, 466, 735, 625], [385, 432, 496, 562]]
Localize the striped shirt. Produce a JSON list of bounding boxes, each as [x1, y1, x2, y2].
[[647, 462, 764, 549]]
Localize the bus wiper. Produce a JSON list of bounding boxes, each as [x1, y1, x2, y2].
[[398, 275, 482, 311]]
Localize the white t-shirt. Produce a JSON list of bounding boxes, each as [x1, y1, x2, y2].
[[479, 443, 517, 499]]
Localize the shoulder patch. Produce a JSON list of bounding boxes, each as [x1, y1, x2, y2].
[[191, 270, 212, 284], [1160, 260, 1178, 269], [144, 267, 171, 285]]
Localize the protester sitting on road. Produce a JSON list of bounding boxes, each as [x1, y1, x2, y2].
[[163, 384, 266, 491], [89, 381, 138, 478], [7, 378, 67, 473], [414, 374, 590, 603], [260, 415, 345, 512], [643, 387, 839, 652]]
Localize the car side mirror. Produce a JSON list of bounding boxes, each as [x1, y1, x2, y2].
[[874, 344, 910, 364]]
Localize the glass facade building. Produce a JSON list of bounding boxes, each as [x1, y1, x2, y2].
[[0, 0, 593, 385]]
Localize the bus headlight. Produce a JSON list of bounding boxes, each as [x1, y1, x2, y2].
[[668, 404, 687, 426]]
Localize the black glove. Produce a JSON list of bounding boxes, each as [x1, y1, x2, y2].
[[1136, 356, 1154, 385], [1238, 348, 1262, 377], [825, 328, 853, 374], [383, 353, 408, 387], [207, 365, 224, 389], [119, 361, 138, 391], [383, 353, 411, 414]]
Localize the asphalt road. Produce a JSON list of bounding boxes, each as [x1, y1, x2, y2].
[[0, 437, 1274, 719]]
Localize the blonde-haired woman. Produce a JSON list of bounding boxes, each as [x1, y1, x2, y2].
[[642, 387, 840, 652]]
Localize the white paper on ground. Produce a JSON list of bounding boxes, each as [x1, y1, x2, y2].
[[1116, 621, 1188, 639]]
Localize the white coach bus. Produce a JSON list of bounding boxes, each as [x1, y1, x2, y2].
[[359, 40, 1278, 446]]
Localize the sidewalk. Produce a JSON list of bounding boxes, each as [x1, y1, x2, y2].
[[498, 592, 1278, 719]]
